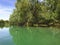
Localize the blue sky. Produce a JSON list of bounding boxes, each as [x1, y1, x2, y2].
[[0, 0, 16, 20], [0, 0, 43, 20]]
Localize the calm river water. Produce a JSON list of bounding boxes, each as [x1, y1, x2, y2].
[[0, 27, 60, 45]]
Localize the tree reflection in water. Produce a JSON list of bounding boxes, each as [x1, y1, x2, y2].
[[9, 26, 60, 45]]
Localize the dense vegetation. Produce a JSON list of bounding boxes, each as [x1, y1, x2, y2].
[[0, 20, 9, 28], [10, 0, 60, 27]]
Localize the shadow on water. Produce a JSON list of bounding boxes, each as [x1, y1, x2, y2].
[[9, 26, 60, 45]]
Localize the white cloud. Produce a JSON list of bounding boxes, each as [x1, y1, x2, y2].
[[0, 5, 15, 20]]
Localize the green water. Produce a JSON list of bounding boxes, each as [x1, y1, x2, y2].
[[0, 27, 60, 45]]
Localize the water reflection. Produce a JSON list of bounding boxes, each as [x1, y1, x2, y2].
[[0, 27, 14, 45], [9, 27, 60, 45], [0, 26, 9, 29], [0, 25, 4, 29]]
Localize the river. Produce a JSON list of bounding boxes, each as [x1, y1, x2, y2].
[[0, 26, 60, 45]]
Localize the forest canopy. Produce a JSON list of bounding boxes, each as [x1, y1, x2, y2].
[[9, 0, 60, 26]]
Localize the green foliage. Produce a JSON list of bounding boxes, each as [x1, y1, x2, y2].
[[0, 20, 5, 27], [56, 1, 60, 21], [0, 20, 9, 27], [9, 0, 60, 26]]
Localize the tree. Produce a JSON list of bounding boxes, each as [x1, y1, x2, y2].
[[55, 0, 60, 22], [40, 0, 59, 25], [9, 0, 60, 26], [10, 0, 42, 26]]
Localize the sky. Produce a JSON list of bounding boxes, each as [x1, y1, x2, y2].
[[0, 0, 43, 20], [0, 0, 16, 20]]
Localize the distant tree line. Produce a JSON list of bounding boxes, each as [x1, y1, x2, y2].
[[9, 0, 60, 27], [0, 20, 9, 27]]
